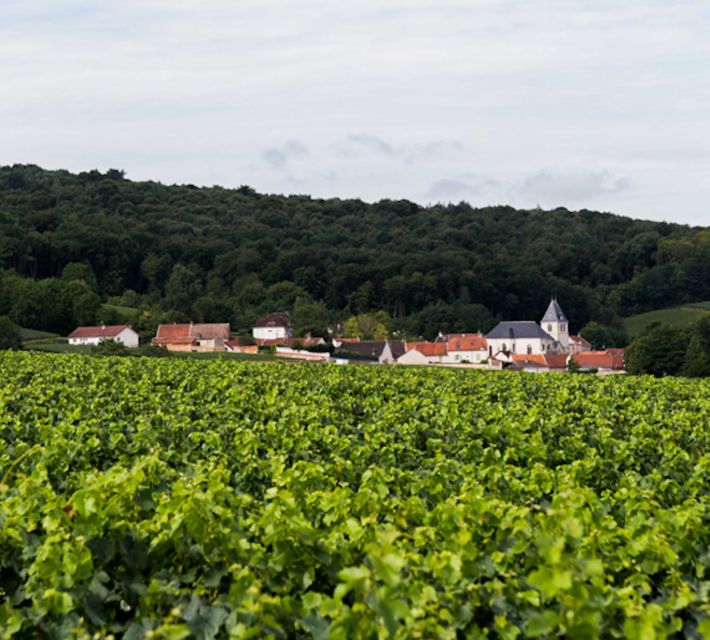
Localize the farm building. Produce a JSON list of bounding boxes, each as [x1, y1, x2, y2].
[[67, 325, 139, 348], [571, 349, 626, 374], [152, 323, 230, 352]]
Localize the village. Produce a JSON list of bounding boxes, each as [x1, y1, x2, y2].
[[66, 299, 625, 374]]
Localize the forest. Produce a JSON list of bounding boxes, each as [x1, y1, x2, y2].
[[0, 164, 708, 342]]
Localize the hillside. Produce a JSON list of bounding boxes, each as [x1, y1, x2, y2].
[[624, 301, 710, 338], [1, 164, 708, 340]]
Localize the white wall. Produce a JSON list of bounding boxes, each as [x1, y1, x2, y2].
[[397, 349, 430, 365], [253, 326, 288, 340], [441, 349, 487, 364], [487, 337, 556, 356], [116, 328, 140, 348], [68, 328, 139, 348], [68, 336, 103, 346]]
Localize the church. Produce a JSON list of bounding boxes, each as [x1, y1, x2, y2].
[[486, 299, 588, 358]]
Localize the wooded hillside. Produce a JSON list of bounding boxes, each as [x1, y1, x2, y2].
[[1, 164, 708, 339]]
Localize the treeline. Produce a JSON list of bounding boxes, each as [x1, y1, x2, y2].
[[626, 314, 710, 377], [0, 164, 708, 341]]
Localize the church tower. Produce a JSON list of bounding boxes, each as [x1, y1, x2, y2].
[[540, 298, 570, 351]]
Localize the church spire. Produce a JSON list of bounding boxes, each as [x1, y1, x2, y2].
[[541, 298, 568, 324]]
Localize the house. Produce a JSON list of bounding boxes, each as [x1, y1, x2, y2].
[[570, 349, 625, 374], [253, 312, 292, 343], [398, 341, 448, 365], [152, 323, 230, 352], [440, 333, 488, 364], [225, 337, 259, 354], [67, 325, 139, 348], [335, 339, 406, 364], [569, 335, 592, 353], [510, 353, 568, 373]]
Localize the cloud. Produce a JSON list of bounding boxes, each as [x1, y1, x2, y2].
[[516, 170, 631, 203], [336, 134, 395, 157], [262, 140, 308, 169], [423, 176, 499, 202], [0, 1, 708, 224]]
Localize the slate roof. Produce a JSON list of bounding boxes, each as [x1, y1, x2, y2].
[[254, 312, 291, 328], [68, 325, 132, 339], [387, 340, 408, 360], [336, 340, 386, 360], [541, 298, 568, 323], [486, 321, 554, 341]]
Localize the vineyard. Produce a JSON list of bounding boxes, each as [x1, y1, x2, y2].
[[1, 352, 710, 638]]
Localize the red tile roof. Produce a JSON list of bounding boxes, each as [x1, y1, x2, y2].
[[407, 341, 448, 357], [152, 323, 229, 344], [572, 349, 625, 370], [511, 354, 568, 369], [154, 324, 192, 341], [570, 335, 592, 348], [68, 325, 131, 339], [444, 333, 487, 352]]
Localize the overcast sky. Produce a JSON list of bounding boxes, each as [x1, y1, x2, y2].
[[1, 1, 709, 225]]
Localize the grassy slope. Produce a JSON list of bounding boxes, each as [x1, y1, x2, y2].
[[624, 302, 710, 338], [101, 303, 139, 322]]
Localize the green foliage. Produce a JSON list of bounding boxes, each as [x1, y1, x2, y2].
[[2, 352, 710, 636], [91, 339, 131, 357], [625, 313, 710, 377], [0, 315, 21, 350], [343, 312, 391, 340], [60, 262, 98, 291], [579, 321, 627, 349]]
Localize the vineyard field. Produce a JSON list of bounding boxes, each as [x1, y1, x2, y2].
[[1, 352, 710, 638]]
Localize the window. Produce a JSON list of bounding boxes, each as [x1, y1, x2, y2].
[[527, 345, 532, 354], [547, 324, 552, 331]]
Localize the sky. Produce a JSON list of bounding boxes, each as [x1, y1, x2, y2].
[[1, 0, 709, 226]]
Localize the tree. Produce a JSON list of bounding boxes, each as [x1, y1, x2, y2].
[[343, 312, 390, 340], [625, 325, 691, 376], [682, 314, 710, 377], [61, 262, 98, 291], [164, 264, 203, 316], [0, 315, 21, 350], [292, 296, 330, 337], [683, 335, 710, 377], [580, 321, 627, 350]]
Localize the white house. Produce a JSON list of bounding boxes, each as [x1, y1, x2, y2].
[[439, 333, 488, 364], [252, 312, 293, 343], [67, 325, 140, 348]]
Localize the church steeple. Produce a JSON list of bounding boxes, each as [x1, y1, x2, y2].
[[540, 298, 569, 350]]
